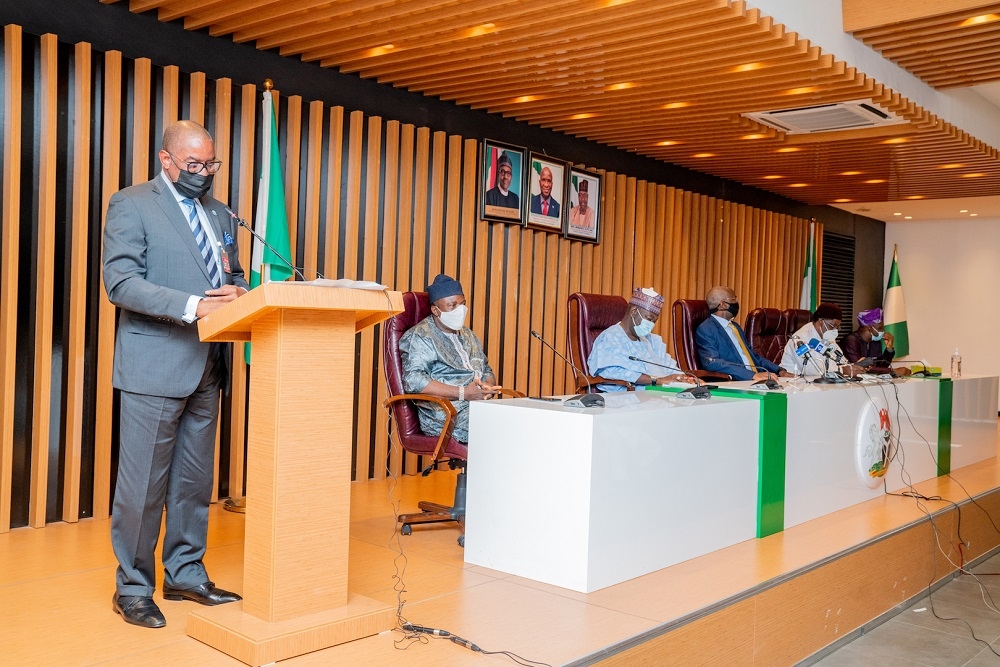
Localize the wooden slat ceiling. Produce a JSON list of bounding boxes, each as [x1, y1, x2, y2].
[[105, 0, 1000, 207], [845, 1, 1000, 89]]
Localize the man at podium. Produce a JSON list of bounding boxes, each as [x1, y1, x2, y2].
[[103, 120, 248, 628], [399, 274, 500, 442]]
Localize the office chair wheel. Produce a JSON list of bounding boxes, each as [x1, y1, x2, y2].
[[401, 524, 412, 536], [457, 534, 465, 547]]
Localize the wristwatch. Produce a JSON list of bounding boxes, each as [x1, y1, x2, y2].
[[650, 377, 658, 386]]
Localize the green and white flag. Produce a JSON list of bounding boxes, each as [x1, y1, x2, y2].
[[250, 91, 294, 288], [246, 91, 294, 364], [883, 245, 909, 357], [799, 220, 818, 311]]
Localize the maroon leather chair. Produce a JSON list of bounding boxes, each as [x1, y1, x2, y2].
[[382, 291, 520, 546], [744, 307, 787, 366], [567, 292, 634, 392], [783, 308, 812, 337], [670, 299, 731, 382], [382, 291, 468, 545]]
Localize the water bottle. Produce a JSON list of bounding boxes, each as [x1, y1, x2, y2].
[[951, 348, 962, 379]]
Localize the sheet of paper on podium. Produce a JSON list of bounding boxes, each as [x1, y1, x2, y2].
[[304, 278, 387, 290]]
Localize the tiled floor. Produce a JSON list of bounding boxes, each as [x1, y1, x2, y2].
[[814, 552, 1000, 666]]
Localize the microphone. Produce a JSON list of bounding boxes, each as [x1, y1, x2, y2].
[[226, 206, 308, 283], [704, 357, 782, 390], [625, 355, 685, 375], [530, 330, 604, 408], [627, 354, 710, 399], [806, 337, 849, 384], [790, 336, 816, 377]]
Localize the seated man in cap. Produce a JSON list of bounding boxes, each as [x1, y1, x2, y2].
[[695, 286, 787, 381], [399, 274, 501, 443], [780, 302, 861, 377], [587, 287, 697, 392], [841, 307, 908, 375]]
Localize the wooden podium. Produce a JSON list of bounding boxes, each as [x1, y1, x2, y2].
[[193, 282, 403, 666]]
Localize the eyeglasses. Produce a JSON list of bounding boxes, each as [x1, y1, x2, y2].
[[498, 167, 512, 176], [168, 152, 223, 174]]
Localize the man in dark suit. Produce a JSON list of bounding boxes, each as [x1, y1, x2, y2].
[[695, 286, 786, 381], [103, 120, 249, 628], [529, 165, 560, 217]]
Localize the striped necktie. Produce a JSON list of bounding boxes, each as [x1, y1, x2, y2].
[[730, 321, 754, 366], [181, 198, 221, 288]]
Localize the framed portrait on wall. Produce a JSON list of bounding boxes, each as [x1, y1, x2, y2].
[[565, 167, 601, 243], [479, 139, 526, 224], [525, 153, 567, 232]]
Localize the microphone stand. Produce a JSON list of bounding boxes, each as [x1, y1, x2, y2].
[[227, 207, 309, 282], [791, 336, 837, 384], [530, 330, 604, 408], [811, 349, 840, 385], [222, 209, 309, 515], [627, 356, 711, 398], [705, 357, 782, 390], [814, 343, 849, 384]]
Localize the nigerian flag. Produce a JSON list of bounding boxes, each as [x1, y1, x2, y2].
[[883, 245, 909, 357], [250, 91, 294, 288], [246, 91, 294, 364], [799, 220, 818, 311]]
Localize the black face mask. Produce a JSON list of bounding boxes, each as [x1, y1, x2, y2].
[[724, 301, 739, 318], [173, 169, 214, 199]]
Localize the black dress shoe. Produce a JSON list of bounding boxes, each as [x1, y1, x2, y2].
[[162, 581, 242, 606], [112, 593, 166, 628]]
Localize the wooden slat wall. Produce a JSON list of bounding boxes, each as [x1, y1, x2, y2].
[[92, 50, 123, 522], [0, 24, 24, 532], [0, 26, 817, 529], [62, 41, 93, 523], [28, 33, 59, 528]]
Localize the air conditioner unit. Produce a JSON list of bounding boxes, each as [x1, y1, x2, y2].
[[742, 100, 907, 135]]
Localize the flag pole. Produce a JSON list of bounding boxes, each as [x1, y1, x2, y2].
[[261, 78, 273, 286], [225, 77, 277, 516]]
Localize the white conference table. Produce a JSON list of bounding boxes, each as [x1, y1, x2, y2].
[[781, 375, 997, 528], [464, 376, 998, 593], [465, 390, 761, 594]]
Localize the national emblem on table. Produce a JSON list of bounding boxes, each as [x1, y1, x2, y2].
[[855, 398, 895, 488]]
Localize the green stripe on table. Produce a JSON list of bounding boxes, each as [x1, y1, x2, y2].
[[937, 380, 952, 475], [649, 386, 787, 537], [905, 377, 953, 476]]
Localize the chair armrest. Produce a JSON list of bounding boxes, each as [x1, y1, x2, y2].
[[384, 392, 457, 462], [576, 376, 635, 393], [497, 387, 525, 398], [690, 369, 732, 382]]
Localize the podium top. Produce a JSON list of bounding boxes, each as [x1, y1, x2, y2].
[[198, 282, 404, 342]]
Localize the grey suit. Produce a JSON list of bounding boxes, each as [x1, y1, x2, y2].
[[103, 173, 249, 597]]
